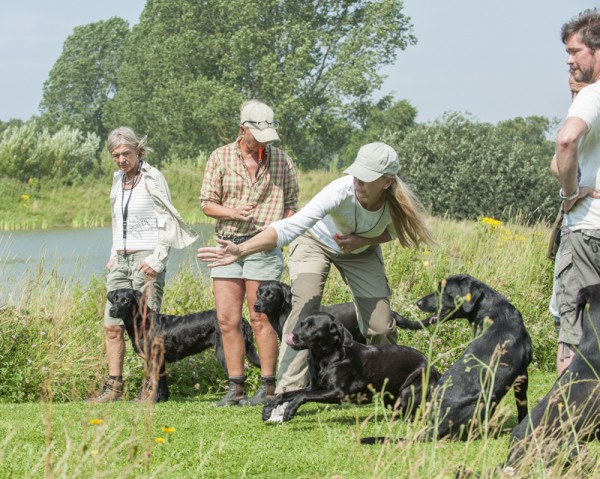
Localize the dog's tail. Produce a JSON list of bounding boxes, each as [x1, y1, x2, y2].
[[391, 311, 433, 330]]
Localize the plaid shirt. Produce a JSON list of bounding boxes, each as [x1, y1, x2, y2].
[[200, 138, 299, 237]]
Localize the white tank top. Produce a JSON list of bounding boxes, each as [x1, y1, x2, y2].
[[113, 176, 158, 251]]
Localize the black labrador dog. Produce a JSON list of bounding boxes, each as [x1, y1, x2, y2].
[[262, 312, 440, 423], [504, 284, 600, 472], [254, 280, 410, 344], [397, 274, 532, 440], [107, 288, 260, 402]]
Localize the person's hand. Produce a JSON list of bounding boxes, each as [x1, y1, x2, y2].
[[563, 186, 600, 213], [105, 259, 115, 270], [333, 233, 367, 253], [231, 204, 254, 222], [579, 186, 600, 199], [138, 261, 157, 278], [197, 239, 241, 267]]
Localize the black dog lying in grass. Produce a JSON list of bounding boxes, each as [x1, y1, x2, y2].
[[504, 284, 600, 473], [262, 312, 440, 423], [107, 288, 260, 402], [254, 280, 411, 343], [396, 274, 532, 440]]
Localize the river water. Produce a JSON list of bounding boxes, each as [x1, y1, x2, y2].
[[0, 224, 216, 298]]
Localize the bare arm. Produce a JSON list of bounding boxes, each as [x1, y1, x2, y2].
[[197, 227, 279, 267], [556, 117, 588, 212], [550, 154, 559, 179], [334, 231, 392, 253], [202, 201, 254, 222]]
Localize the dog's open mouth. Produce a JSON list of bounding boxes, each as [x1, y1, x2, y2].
[[421, 308, 451, 324]]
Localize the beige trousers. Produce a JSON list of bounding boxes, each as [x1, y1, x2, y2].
[[276, 234, 396, 393]]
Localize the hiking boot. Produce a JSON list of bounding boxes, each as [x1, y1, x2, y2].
[[85, 378, 123, 403], [215, 376, 247, 407], [130, 378, 156, 403], [239, 376, 276, 406]]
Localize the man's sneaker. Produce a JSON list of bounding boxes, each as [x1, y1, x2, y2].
[[85, 378, 123, 403]]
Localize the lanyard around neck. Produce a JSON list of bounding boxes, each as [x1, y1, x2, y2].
[[121, 161, 143, 242], [353, 197, 386, 235]]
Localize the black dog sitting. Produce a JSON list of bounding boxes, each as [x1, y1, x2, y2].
[[397, 274, 533, 440], [253, 280, 411, 344], [262, 312, 440, 423], [504, 284, 600, 472], [107, 288, 260, 402]]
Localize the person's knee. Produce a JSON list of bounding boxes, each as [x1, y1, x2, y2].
[[104, 325, 124, 341], [217, 314, 242, 335], [249, 312, 273, 335]]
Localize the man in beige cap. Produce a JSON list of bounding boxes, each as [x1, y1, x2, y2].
[[198, 142, 434, 418], [200, 100, 299, 406]]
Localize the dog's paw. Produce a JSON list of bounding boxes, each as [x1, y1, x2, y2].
[[264, 402, 289, 423]]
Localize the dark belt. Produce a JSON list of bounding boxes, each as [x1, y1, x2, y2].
[[217, 234, 256, 245]]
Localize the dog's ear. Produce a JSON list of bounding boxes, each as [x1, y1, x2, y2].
[[282, 283, 293, 306], [460, 278, 482, 313], [132, 289, 143, 303], [575, 286, 591, 325], [330, 320, 353, 347]]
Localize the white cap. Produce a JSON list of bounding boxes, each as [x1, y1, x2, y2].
[[240, 101, 280, 143], [344, 142, 399, 182]]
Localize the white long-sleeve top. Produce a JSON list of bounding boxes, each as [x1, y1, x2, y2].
[[269, 176, 396, 254]]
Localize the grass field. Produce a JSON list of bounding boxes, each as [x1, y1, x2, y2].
[[1, 167, 599, 477]]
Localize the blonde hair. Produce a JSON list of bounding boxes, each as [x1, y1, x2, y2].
[[384, 175, 435, 248], [107, 126, 152, 158]]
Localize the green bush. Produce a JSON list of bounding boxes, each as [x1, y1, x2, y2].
[[395, 113, 558, 224], [0, 122, 100, 184]]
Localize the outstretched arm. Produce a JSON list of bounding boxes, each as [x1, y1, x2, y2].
[[197, 227, 279, 267]]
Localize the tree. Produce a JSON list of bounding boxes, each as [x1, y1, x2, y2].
[[39, 17, 130, 142], [341, 96, 417, 167], [107, 0, 416, 167], [395, 113, 557, 223]]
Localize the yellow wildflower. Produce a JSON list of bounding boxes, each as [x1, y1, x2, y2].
[[481, 216, 503, 228], [155, 437, 165, 444], [161, 426, 175, 434], [20, 194, 30, 201], [89, 419, 103, 426]]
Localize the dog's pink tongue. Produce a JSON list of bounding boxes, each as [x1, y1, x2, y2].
[[284, 333, 295, 346]]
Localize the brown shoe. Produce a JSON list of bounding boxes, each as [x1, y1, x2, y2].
[[85, 378, 124, 403]]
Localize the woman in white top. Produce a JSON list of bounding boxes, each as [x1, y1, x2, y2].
[[197, 142, 434, 394], [87, 127, 197, 403]]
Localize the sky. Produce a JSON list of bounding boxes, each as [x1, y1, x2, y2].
[[0, 0, 598, 125]]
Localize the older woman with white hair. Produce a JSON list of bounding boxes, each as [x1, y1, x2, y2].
[[87, 126, 198, 403]]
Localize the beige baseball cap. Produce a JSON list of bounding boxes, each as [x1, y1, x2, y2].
[[344, 142, 400, 182], [240, 100, 280, 143]]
